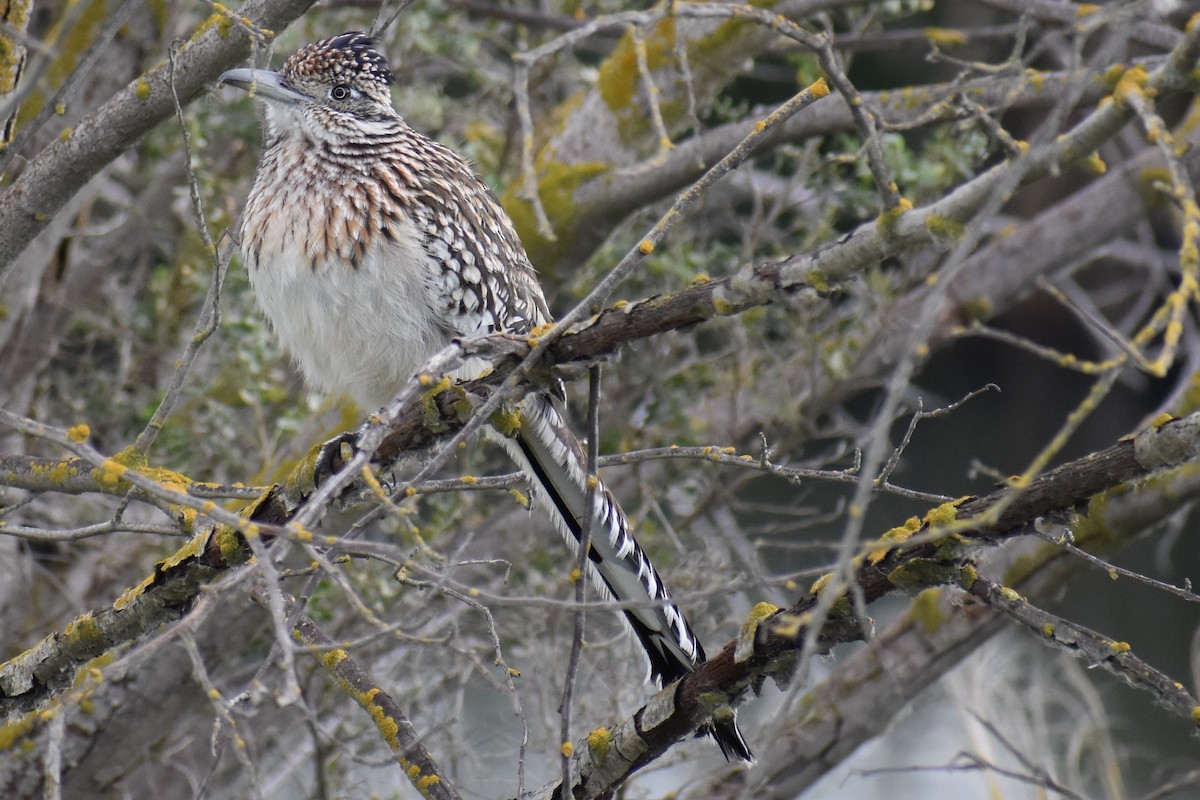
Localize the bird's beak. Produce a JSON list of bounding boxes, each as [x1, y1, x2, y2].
[[217, 68, 308, 106]]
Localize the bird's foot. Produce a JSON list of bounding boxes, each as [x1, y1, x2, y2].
[[313, 431, 359, 487]]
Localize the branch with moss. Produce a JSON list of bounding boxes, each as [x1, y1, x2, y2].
[[703, 438, 1200, 797], [286, 597, 461, 800], [965, 573, 1199, 724], [3, 10, 1200, 793], [0, 0, 315, 278], [5, 325, 1200, 792], [531, 412, 1200, 799], [505, 0, 1183, 273], [3, 19, 1200, 705]]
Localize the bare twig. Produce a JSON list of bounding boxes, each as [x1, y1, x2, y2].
[[559, 365, 600, 789], [132, 43, 232, 456]]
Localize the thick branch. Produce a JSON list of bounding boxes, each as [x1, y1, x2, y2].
[[0, 0, 315, 279], [530, 413, 1200, 798], [288, 605, 460, 800]]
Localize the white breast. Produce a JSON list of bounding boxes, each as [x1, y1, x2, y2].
[[248, 224, 447, 411]]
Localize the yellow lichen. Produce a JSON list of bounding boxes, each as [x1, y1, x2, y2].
[[501, 160, 610, 269], [924, 497, 969, 528], [418, 376, 453, 427], [354, 688, 400, 751], [876, 196, 913, 237], [213, 525, 245, 564], [319, 648, 348, 671], [157, 529, 209, 571], [997, 586, 1022, 602], [909, 587, 944, 633], [1112, 64, 1151, 109], [809, 572, 833, 596], [560, 740, 574, 757], [960, 296, 993, 323], [587, 727, 612, 759], [0, 713, 36, 751], [1084, 151, 1107, 175], [490, 407, 523, 438], [596, 17, 677, 132], [113, 573, 155, 610], [806, 268, 830, 293], [924, 27, 967, 48], [712, 294, 736, 316], [740, 602, 779, 639], [925, 213, 966, 241], [867, 516, 922, 565], [769, 611, 807, 639], [64, 612, 105, 646], [1151, 412, 1176, 429]]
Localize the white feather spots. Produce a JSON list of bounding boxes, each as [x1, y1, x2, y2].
[[496, 395, 705, 683]]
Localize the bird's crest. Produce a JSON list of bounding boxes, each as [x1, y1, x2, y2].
[[282, 31, 394, 106]]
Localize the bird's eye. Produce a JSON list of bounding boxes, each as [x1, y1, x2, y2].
[[330, 84, 352, 101]]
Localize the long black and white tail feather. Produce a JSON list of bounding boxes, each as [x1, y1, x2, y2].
[[500, 392, 753, 764]]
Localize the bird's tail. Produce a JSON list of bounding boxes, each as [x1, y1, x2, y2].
[[498, 392, 753, 763]]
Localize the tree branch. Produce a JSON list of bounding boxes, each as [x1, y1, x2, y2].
[[0, 0, 315, 279], [530, 412, 1200, 798]]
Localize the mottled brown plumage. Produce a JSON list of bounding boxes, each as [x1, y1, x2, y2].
[[220, 32, 750, 762]]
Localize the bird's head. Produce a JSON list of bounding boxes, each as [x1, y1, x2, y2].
[[219, 32, 398, 140]]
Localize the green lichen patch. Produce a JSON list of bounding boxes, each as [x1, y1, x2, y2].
[[909, 587, 945, 633], [501, 160, 610, 270], [887, 558, 964, 593]]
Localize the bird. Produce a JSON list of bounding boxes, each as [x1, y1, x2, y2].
[[218, 31, 751, 763]]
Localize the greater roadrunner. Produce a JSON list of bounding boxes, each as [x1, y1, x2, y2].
[[219, 31, 750, 762]]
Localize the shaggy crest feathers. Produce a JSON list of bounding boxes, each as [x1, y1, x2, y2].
[[283, 32, 393, 103]]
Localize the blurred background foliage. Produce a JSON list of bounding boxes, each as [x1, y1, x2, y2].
[[2, 0, 1200, 797]]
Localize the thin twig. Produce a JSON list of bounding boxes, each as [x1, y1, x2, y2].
[[285, 597, 463, 800], [630, 24, 672, 166], [876, 384, 999, 489], [181, 632, 263, 798], [1036, 528, 1200, 604], [512, 60, 555, 241], [967, 571, 1200, 729], [133, 42, 231, 456], [560, 365, 600, 789]]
